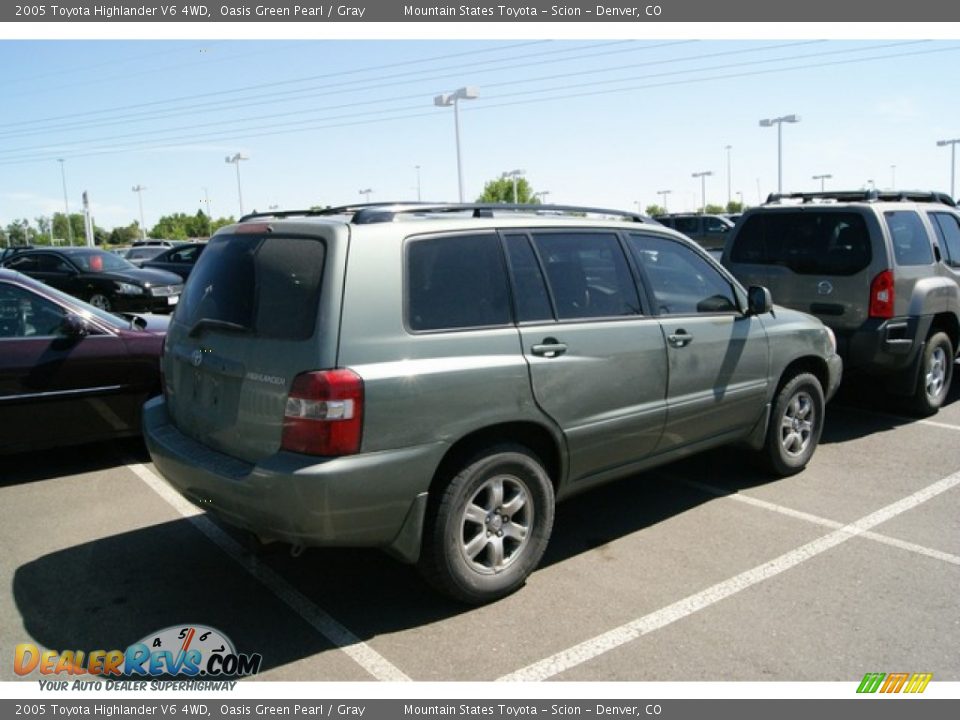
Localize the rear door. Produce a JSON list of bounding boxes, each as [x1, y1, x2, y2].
[[507, 230, 668, 484], [627, 233, 769, 450], [163, 229, 339, 463], [726, 209, 877, 333]]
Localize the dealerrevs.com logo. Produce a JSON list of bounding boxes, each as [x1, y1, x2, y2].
[[857, 672, 933, 694], [14, 625, 262, 680]]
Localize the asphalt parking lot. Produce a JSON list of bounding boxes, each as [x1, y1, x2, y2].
[[2, 379, 958, 684]]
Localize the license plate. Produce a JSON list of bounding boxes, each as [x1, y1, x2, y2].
[[167, 295, 179, 305]]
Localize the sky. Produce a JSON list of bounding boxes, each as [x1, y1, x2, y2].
[[1, 35, 960, 233]]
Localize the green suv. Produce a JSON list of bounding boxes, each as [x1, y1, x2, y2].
[[144, 203, 841, 603], [723, 191, 960, 415]]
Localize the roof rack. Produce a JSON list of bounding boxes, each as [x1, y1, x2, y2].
[[764, 190, 956, 207], [240, 202, 652, 225]]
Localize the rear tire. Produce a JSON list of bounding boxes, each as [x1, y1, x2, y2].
[[418, 444, 555, 605], [761, 372, 825, 477], [909, 331, 953, 417]]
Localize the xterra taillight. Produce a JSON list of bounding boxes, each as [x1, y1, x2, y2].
[[281, 369, 364, 456], [869, 270, 895, 319]]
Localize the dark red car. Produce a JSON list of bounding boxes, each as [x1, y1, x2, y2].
[[0, 269, 168, 454]]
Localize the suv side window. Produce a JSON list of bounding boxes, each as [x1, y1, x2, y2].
[[929, 212, 960, 267], [407, 232, 511, 331], [884, 211, 933, 266], [628, 234, 738, 315], [530, 232, 641, 320], [503, 234, 553, 323], [704, 216, 729, 234], [673, 217, 700, 235]]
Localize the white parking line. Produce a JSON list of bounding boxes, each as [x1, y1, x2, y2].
[[684, 479, 960, 567], [498, 470, 960, 682], [835, 403, 960, 433], [125, 462, 412, 682]]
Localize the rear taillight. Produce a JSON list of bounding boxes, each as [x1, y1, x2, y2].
[[869, 270, 895, 319], [281, 369, 364, 456]]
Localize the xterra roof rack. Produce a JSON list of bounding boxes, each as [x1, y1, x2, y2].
[[764, 190, 956, 207], [239, 202, 652, 225]]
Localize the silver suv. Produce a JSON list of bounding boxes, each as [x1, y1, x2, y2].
[[722, 190, 960, 415], [144, 203, 841, 603]]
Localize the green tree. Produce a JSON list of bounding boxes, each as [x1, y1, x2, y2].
[[108, 223, 140, 246], [476, 177, 539, 204], [704, 203, 726, 214], [725, 200, 744, 213], [51, 212, 87, 245], [210, 216, 235, 234], [5, 219, 31, 246], [645, 204, 665, 216]]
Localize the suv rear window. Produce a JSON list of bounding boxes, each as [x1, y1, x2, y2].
[[176, 234, 325, 340], [731, 211, 871, 275], [884, 211, 934, 266]]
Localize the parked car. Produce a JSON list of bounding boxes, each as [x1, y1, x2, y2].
[[0, 247, 183, 313], [141, 242, 206, 281], [0, 269, 168, 454], [654, 213, 736, 250], [144, 202, 841, 604], [722, 190, 960, 415], [121, 245, 167, 267]]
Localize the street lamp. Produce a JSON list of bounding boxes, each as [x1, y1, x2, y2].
[[57, 158, 74, 245], [500, 169, 525, 203], [657, 189, 671, 213], [890, 164, 897, 190], [533, 190, 550, 204], [131, 184, 147, 241], [225, 153, 249, 216], [812, 174, 832, 192], [414, 165, 422, 202], [359, 188, 373, 203], [936, 138, 960, 198], [724, 144, 732, 207], [691, 171, 713, 214], [759, 114, 801, 193], [434, 86, 479, 202]]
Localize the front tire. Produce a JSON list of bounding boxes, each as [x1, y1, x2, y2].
[[909, 331, 953, 417], [88, 293, 112, 311], [762, 372, 825, 477], [418, 445, 555, 604]]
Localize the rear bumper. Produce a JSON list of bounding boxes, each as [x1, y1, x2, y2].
[[836, 316, 927, 374], [142, 396, 444, 561]]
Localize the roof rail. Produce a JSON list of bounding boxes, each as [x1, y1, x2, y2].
[[349, 203, 652, 224], [764, 190, 956, 207], [237, 201, 426, 223]]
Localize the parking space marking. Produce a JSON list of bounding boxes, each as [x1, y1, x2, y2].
[[684, 480, 960, 567], [498, 470, 960, 682], [125, 462, 412, 682]]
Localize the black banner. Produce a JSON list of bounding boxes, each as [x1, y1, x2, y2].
[[3, 0, 960, 23]]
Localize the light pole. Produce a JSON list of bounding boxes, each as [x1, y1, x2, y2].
[[736, 190, 744, 209], [759, 114, 801, 193], [225, 153, 248, 216], [937, 138, 960, 198], [434, 86, 479, 202], [533, 190, 550, 204], [359, 188, 373, 203], [57, 158, 74, 245], [812, 174, 832, 192], [501, 169, 525, 203], [131, 184, 147, 241], [890, 164, 897, 190], [414, 165, 422, 201], [692, 171, 713, 214], [724, 144, 732, 207], [657, 189, 671, 213]]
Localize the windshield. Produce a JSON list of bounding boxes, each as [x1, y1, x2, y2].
[[71, 250, 138, 273]]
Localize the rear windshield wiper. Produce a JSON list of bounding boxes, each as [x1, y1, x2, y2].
[[188, 318, 250, 337]]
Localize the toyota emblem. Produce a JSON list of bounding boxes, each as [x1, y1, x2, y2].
[[191, 349, 203, 368]]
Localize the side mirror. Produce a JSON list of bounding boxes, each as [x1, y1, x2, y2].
[[60, 314, 90, 337], [747, 286, 773, 316]]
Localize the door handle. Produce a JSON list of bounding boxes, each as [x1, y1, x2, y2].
[[531, 338, 568, 357], [667, 330, 693, 348]]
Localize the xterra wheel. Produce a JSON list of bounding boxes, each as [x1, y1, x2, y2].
[[88, 293, 112, 311], [762, 372, 825, 477], [910, 331, 954, 417], [418, 445, 555, 605]]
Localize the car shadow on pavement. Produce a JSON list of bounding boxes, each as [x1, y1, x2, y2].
[[0, 437, 150, 488]]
